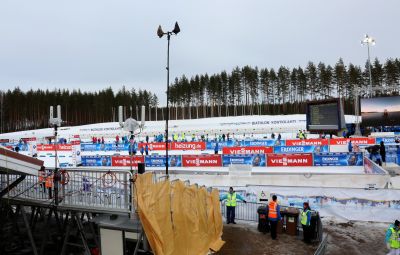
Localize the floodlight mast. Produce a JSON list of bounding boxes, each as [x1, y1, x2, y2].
[[157, 22, 180, 177], [49, 105, 62, 205], [361, 34, 375, 98]]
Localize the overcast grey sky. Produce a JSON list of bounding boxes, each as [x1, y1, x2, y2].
[[0, 0, 399, 105]]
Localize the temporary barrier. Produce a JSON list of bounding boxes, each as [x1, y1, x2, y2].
[[267, 153, 313, 167], [37, 144, 72, 151], [81, 156, 112, 166], [313, 152, 363, 166], [181, 154, 222, 167], [274, 145, 329, 154], [222, 146, 273, 155], [330, 137, 376, 145], [139, 142, 168, 151], [144, 155, 182, 167], [285, 139, 329, 146], [134, 173, 225, 254], [363, 156, 387, 174], [222, 154, 266, 167], [170, 142, 206, 150], [111, 155, 145, 167]]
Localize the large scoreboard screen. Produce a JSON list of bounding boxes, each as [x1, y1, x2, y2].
[[306, 99, 345, 131]]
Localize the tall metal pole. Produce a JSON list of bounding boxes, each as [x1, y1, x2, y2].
[[367, 43, 373, 98], [165, 33, 170, 177]]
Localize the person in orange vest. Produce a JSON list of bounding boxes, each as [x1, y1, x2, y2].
[[38, 168, 46, 193], [268, 195, 282, 240], [45, 171, 54, 199]]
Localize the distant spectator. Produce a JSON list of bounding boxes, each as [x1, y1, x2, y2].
[[380, 141, 386, 165], [222, 133, 226, 142], [140, 146, 144, 155], [192, 133, 196, 142], [271, 133, 275, 139], [214, 142, 219, 154], [227, 133, 230, 141], [303, 130, 307, 139], [146, 135, 149, 143], [348, 141, 353, 152], [145, 144, 149, 155], [97, 138, 100, 144], [101, 137, 105, 144], [277, 133, 281, 141], [116, 135, 120, 145], [342, 130, 346, 137]]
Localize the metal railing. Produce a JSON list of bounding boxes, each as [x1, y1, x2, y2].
[[220, 201, 267, 222], [314, 234, 328, 255], [0, 169, 132, 213]]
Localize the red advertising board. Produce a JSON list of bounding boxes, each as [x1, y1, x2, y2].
[[286, 139, 329, 146], [267, 153, 313, 167], [330, 138, 376, 145], [111, 156, 144, 167], [182, 155, 222, 167], [37, 144, 72, 151], [222, 146, 273, 154], [138, 142, 168, 151], [171, 142, 206, 151], [71, 140, 80, 145], [0, 139, 10, 143]]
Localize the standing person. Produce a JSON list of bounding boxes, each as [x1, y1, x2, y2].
[[348, 140, 353, 152], [140, 146, 144, 155], [214, 142, 219, 155], [301, 202, 312, 244], [268, 195, 281, 240], [220, 187, 246, 224], [222, 133, 226, 142], [277, 133, 282, 141], [380, 141, 386, 165], [101, 136, 105, 144], [145, 144, 149, 155], [385, 220, 400, 254], [271, 133, 275, 139]]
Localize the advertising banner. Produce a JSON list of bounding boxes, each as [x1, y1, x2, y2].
[[222, 154, 266, 167], [375, 137, 399, 145], [330, 138, 376, 145], [37, 144, 72, 151], [266, 153, 313, 167], [138, 142, 168, 151], [71, 140, 81, 166], [222, 146, 273, 155], [285, 139, 329, 146], [29, 140, 38, 156], [274, 145, 328, 154], [111, 156, 145, 167], [313, 152, 363, 166], [81, 156, 111, 166], [241, 140, 285, 146], [181, 155, 222, 167], [206, 140, 236, 150], [363, 157, 387, 174], [170, 142, 206, 151], [144, 155, 182, 167]]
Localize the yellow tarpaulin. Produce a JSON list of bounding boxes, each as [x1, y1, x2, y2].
[[135, 173, 225, 255]]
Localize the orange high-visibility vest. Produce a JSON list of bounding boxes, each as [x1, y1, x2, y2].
[[268, 201, 278, 219], [38, 172, 46, 183], [45, 175, 53, 188]]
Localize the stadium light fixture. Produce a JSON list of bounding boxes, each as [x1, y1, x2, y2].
[[361, 34, 375, 98], [157, 22, 180, 177]]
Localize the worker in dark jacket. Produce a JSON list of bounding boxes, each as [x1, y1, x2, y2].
[[301, 202, 312, 243], [268, 195, 281, 240], [380, 141, 386, 165]]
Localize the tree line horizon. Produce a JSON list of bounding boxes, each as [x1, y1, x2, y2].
[[0, 57, 399, 134]]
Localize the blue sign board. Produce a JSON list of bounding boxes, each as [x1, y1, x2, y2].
[[145, 155, 182, 167], [222, 154, 266, 167], [274, 145, 329, 154], [313, 152, 363, 166], [81, 156, 111, 166]]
